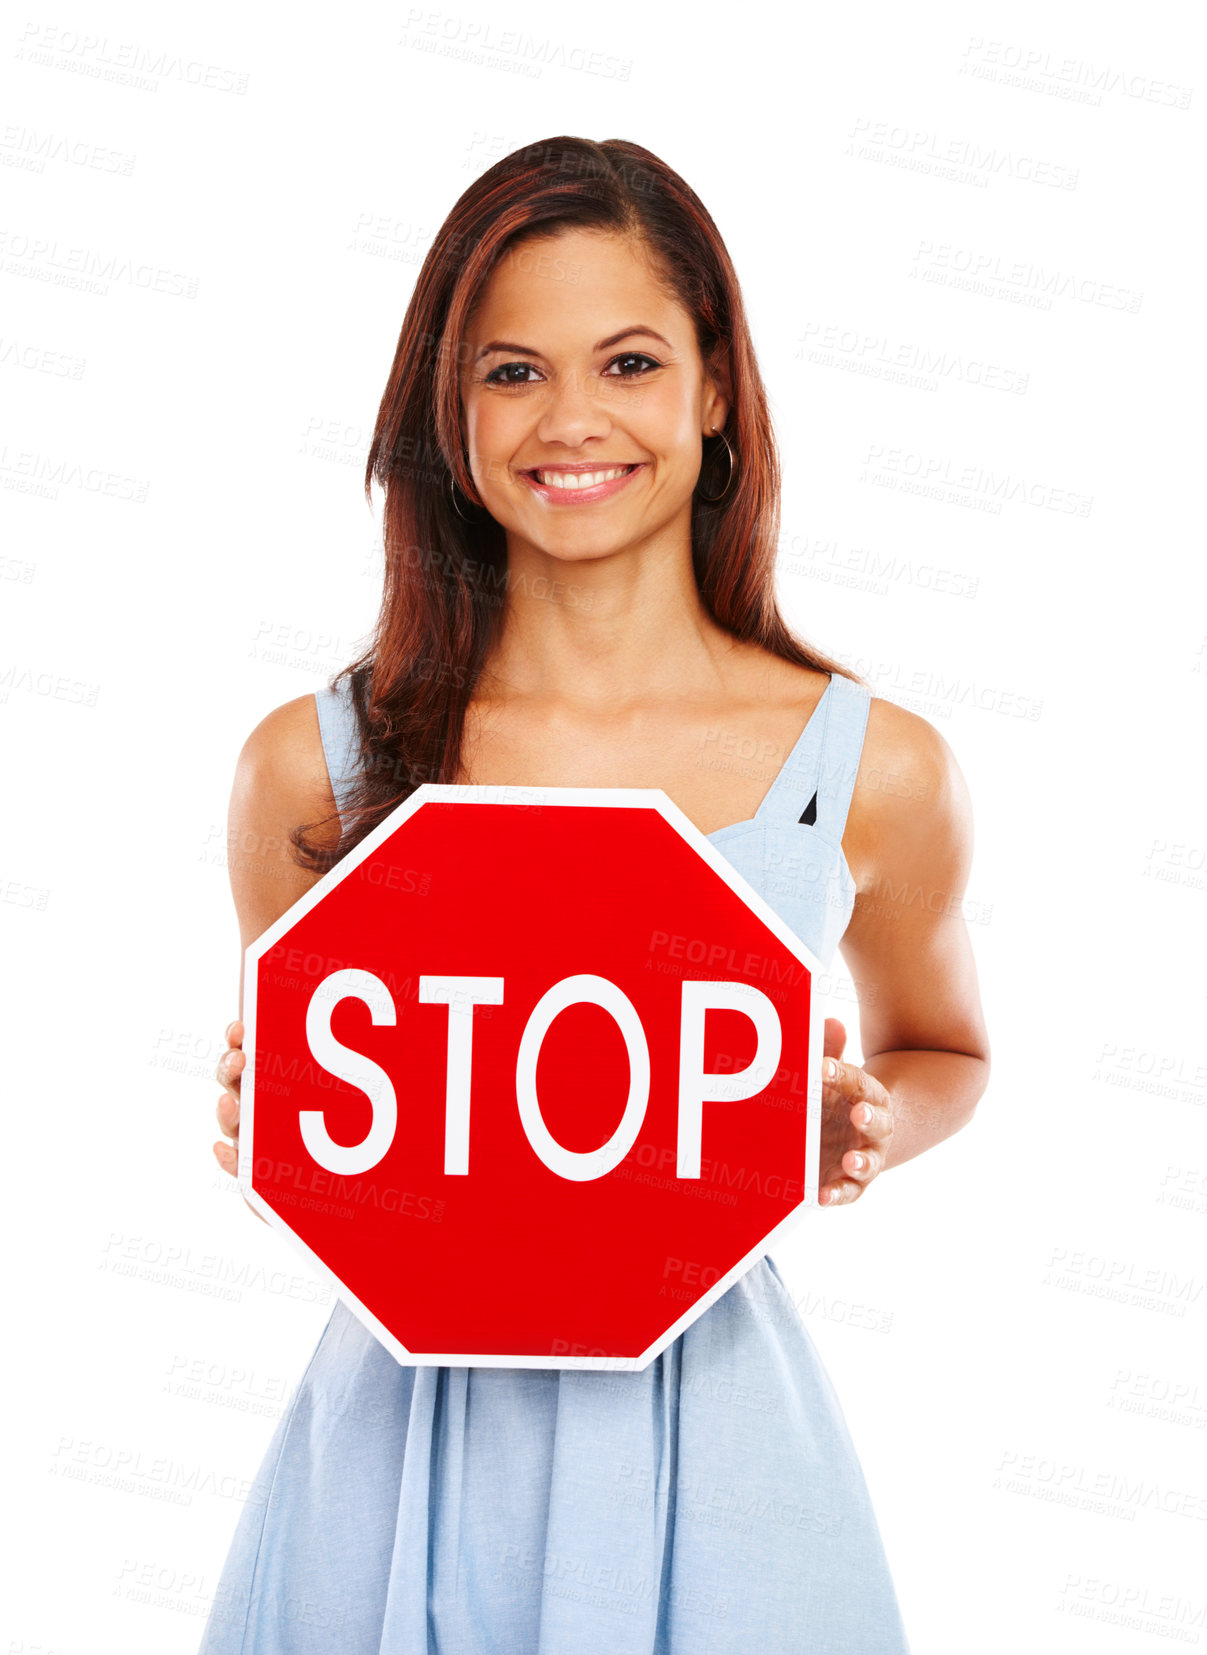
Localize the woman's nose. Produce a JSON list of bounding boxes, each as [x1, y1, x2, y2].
[[535, 368, 613, 448]]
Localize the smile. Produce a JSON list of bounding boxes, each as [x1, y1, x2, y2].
[[519, 463, 645, 503]]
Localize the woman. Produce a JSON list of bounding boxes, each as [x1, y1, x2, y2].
[[203, 136, 989, 1654]]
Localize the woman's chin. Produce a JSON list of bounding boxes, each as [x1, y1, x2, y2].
[[501, 507, 681, 570]]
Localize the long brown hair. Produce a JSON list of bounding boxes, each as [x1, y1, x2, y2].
[[293, 135, 864, 873]]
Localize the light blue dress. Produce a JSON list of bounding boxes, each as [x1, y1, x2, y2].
[[198, 670, 911, 1655]]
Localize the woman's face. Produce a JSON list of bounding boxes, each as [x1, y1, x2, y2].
[[459, 227, 729, 566]]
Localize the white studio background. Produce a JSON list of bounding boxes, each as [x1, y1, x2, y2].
[[2, 2, 1203, 1651]]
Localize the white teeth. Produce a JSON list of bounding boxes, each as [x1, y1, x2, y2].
[[534, 466, 632, 490]]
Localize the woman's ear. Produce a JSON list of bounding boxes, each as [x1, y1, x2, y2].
[[702, 345, 733, 434]]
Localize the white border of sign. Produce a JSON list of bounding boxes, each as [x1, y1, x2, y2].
[[239, 784, 825, 1371]]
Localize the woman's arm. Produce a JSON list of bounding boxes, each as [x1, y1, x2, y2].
[[211, 694, 342, 1200], [227, 694, 340, 979], [825, 699, 991, 1198]]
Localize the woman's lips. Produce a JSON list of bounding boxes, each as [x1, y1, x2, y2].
[[518, 463, 645, 504]]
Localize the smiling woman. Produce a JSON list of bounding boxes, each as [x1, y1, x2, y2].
[[203, 134, 989, 1654], [463, 241, 728, 538]]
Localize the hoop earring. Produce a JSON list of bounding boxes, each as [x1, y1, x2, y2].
[[697, 425, 736, 503], [443, 467, 480, 523]]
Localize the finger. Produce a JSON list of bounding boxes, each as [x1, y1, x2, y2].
[[225, 1019, 244, 1049], [215, 1048, 245, 1089], [822, 1018, 847, 1063], [216, 1091, 240, 1134], [841, 1147, 878, 1181], [820, 1057, 863, 1120], [850, 1099, 894, 1145], [823, 1058, 885, 1112], [818, 1155, 859, 1196], [213, 1140, 237, 1175], [819, 1176, 864, 1207], [822, 1056, 861, 1099]]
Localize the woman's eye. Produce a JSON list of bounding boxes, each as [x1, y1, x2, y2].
[[483, 361, 542, 386], [605, 352, 661, 377], [481, 353, 661, 388]]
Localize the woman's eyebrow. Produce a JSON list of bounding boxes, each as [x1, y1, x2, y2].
[[473, 326, 673, 362]]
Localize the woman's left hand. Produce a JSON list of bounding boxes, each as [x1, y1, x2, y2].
[[818, 1018, 895, 1207]]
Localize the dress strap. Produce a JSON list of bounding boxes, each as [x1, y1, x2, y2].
[[314, 674, 360, 828], [755, 673, 834, 829], [813, 674, 870, 844], [755, 673, 869, 843]]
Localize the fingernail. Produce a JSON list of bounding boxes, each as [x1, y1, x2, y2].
[[857, 1104, 872, 1126], [850, 1154, 866, 1172], [824, 1059, 837, 1080]]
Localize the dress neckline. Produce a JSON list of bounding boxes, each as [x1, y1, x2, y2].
[[705, 674, 834, 841]]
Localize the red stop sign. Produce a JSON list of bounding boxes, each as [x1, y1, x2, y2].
[[239, 787, 822, 1370]]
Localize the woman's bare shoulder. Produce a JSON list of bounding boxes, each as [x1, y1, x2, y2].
[[232, 693, 334, 815], [847, 691, 973, 885], [226, 695, 341, 946]]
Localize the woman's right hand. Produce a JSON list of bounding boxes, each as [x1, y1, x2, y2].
[[213, 1018, 245, 1179]]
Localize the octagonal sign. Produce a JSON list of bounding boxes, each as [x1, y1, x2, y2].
[[238, 785, 823, 1370]]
